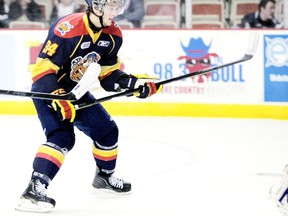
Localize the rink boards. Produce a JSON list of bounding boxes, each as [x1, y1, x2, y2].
[[0, 29, 287, 119]]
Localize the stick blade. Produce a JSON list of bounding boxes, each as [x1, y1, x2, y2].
[[71, 62, 101, 100], [245, 31, 260, 57]]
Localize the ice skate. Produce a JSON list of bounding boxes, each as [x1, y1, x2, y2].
[[269, 165, 288, 215], [92, 172, 131, 193], [15, 179, 56, 213]]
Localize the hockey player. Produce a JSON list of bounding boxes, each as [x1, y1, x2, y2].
[[269, 164, 288, 214], [15, 0, 162, 212]]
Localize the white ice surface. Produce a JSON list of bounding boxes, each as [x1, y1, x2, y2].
[[0, 115, 287, 216]]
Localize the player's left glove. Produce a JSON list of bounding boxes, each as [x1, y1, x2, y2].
[[51, 88, 76, 122]]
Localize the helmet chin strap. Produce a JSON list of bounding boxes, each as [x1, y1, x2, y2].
[[90, 7, 105, 29], [99, 15, 105, 28]]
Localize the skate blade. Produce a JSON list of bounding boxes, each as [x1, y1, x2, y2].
[[99, 188, 132, 194], [92, 186, 132, 195], [15, 198, 54, 213]]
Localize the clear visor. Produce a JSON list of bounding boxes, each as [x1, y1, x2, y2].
[[103, 2, 124, 15]]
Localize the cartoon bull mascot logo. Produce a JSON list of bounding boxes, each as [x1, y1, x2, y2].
[[178, 38, 218, 83]]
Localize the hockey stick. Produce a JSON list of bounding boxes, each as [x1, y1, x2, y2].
[[0, 89, 76, 101], [74, 32, 259, 110], [0, 63, 100, 101]]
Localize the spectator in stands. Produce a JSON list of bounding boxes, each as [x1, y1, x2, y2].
[[114, 0, 145, 28], [49, 0, 83, 25], [8, 0, 42, 22], [0, 0, 9, 28], [239, 0, 282, 28], [26, 0, 42, 21], [8, 0, 24, 21]]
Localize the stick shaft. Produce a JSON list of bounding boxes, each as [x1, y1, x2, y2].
[[157, 54, 252, 86], [75, 54, 252, 110], [0, 54, 253, 105], [0, 63, 101, 101], [0, 89, 76, 101]]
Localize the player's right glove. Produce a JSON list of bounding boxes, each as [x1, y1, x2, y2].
[[51, 88, 76, 122], [117, 73, 163, 98], [134, 82, 163, 99]]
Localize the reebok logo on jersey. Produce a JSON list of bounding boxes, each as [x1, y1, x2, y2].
[[81, 42, 91, 49], [97, 40, 110, 47]]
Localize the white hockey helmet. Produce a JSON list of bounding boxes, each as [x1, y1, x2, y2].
[[85, 0, 124, 14]]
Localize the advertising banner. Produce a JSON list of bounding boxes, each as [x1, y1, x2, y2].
[[263, 34, 288, 102], [0, 29, 287, 105], [119, 30, 262, 104]]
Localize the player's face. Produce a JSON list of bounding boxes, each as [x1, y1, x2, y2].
[[102, 3, 124, 26], [261, 2, 276, 20]]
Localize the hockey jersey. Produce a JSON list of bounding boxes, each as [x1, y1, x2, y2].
[[32, 12, 123, 93]]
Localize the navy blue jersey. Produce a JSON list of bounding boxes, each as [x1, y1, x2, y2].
[[32, 12, 123, 93], [26, 11, 130, 192], [240, 11, 280, 28]]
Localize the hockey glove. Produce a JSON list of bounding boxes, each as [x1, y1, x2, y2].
[[134, 82, 163, 99], [51, 88, 76, 122], [116, 73, 162, 98], [131, 74, 162, 98]]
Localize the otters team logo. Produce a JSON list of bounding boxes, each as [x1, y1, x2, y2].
[[178, 38, 218, 83], [70, 52, 101, 82], [56, 21, 74, 36]]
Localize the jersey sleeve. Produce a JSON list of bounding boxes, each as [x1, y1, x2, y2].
[[98, 24, 125, 91]]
